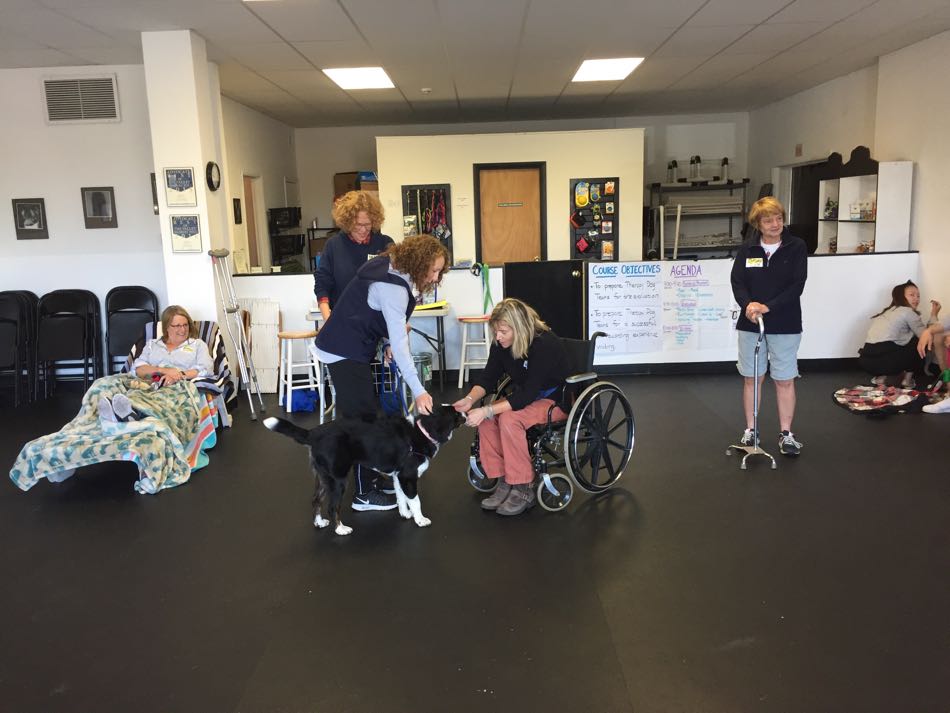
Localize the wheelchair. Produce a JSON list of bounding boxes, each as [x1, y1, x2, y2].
[[466, 332, 635, 511]]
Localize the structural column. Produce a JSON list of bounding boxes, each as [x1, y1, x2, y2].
[[141, 30, 231, 322]]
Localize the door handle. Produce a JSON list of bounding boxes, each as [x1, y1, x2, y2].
[[571, 270, 581, 278]]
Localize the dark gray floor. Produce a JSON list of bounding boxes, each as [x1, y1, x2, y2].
[[1, 370, 948, 713]]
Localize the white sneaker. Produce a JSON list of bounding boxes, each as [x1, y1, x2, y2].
[[922, 397, 950, 414]]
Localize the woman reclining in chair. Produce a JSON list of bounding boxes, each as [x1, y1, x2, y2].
[[99, 305, 213, 422], [10, 305, 221, 495], [453, 298, 569, 516]]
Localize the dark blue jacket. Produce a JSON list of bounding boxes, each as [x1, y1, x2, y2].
[[315, 256, 415, 362], [313, 231, 394, 308], [731, 228, 808, 334]]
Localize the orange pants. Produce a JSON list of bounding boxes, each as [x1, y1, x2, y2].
[[477, 398, 566, 485]]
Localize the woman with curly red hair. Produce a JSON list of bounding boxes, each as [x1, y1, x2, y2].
[[314, 190, 394, 322], [314, 233, 449, 510]]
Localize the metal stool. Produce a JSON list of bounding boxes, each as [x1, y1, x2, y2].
[[457, 315, 491, 388], [277, 329, 317, 413]]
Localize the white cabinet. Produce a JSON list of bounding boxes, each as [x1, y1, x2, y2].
[[816, 161, 912, 254]]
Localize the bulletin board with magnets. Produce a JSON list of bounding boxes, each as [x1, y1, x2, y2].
[[570, 177, 618, 261]]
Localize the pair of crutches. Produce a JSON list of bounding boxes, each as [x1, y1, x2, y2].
[[727, 315, 777, 470]]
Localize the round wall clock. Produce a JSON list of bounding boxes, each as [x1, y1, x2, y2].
[[206, 161, 221, 191]]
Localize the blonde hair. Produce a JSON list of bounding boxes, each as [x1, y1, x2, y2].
[[489, 298, 550, 360], [331, 190, 385, 234], [160, 305, 196, 342], [748, 196, 786, 228]]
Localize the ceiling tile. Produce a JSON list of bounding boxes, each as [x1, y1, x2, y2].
[[293, 40, 379, 68], [242, 0, 358, 43], [723, 21, 826, 54], [619, 56, 705, 91], [769, 0, 877, 24], [671, 52, 773, 89], [687, 0, 793, 26], [654, 25, 755, 57], [226, 43, 313, 71]]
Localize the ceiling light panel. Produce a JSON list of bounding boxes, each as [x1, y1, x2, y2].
[[572, 58, 644, 82], [322, 67, 395, 89]]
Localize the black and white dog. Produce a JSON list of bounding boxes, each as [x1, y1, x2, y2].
[[263, 406, 463, 536]]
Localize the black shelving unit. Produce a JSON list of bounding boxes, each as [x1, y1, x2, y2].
[[645, 179, 749, 260]]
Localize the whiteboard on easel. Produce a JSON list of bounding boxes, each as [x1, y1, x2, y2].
[[588, 261, 739, 365]]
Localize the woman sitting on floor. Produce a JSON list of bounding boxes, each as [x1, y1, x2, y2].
[[857, 280, 939, 390]]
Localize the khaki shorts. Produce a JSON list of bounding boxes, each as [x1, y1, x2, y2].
[[737, 330, 801, 380]]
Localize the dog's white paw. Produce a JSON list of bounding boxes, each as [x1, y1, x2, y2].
[[399, 504, 412, 519], [314, 514, 330, 529], [335, 523, 353, 536], [413, 515, 431, 528]]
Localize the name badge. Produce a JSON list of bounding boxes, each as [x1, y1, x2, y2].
[[746, 258, 764, 268], [182, 345, 194, 352]]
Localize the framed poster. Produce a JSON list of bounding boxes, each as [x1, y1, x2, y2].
[[170, 214, 201, 253], [164, 167, 197, 207], [81, 186, 117, 229], [12, 198, 49, 240]]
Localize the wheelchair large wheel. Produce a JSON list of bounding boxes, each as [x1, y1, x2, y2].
[[467, 455, 498, 492], [537, 473, 573, 512], [564, 381, 635, 493]]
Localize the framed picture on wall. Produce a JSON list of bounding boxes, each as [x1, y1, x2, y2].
[[81, 186, 118, 229], [164, 167, 197, 207], [170, 214, 201, 253], [12, 198, 49, 240]]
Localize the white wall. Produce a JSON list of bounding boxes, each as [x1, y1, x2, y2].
[[748, 66, 878, 196], [0, 65, 167, 306], [376, 129, 645, 262], [295, 113, 748, 232], [221, 96, 298, 268], [874, 30, 950, 302]]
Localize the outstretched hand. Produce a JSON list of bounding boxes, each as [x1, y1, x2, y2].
[[415, 392, 433, 415]]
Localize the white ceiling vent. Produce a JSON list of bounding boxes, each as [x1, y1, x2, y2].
[[43, 75, 120, 123]]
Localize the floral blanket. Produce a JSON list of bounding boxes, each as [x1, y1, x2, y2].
[[832, 384, 936, 415], [9, 374, 218, 494]]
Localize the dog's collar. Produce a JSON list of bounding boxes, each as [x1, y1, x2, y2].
[[415, 419, 438, 446]]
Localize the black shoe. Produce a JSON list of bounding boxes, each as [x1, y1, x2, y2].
[[351, 489, 397, 511], [376, 478, 396, 495], [778, 431, 802, 457]]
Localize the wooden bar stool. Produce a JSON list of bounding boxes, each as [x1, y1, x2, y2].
[[457, 315, 492, 388], [277, 329, 317, 412]]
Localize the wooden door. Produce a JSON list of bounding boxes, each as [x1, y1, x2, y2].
[[476, 164, 544, 265], [243, 176, 259, 267]]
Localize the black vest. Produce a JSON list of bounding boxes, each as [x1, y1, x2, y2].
[[315, 255, 415, 362]]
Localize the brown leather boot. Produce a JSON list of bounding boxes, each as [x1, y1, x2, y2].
[[496, 483, 536, 516], [480, 480, 512, 510]]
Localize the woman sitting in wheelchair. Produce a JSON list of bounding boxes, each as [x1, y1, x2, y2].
[[453, 298, 569, 516]]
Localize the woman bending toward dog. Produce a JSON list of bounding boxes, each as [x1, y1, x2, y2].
[[453, 298, 569, 516], [314, 233, 449, 511]]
